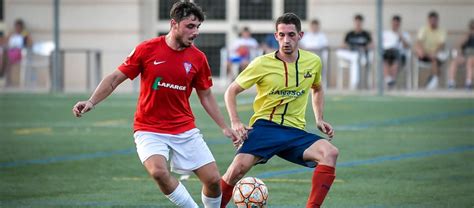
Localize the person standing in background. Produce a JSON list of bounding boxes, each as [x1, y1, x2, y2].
[[3, 19, 33, 87]]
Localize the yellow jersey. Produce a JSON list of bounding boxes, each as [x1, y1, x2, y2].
[[417, 26, 446, 54], [235, 49, 322, 130]]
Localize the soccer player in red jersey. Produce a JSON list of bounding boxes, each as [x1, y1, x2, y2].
[[219, 13, 338, 208], [72, 2, 239, 207]]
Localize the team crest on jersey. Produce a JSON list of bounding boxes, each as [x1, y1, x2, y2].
[[304, 69, 312, 78], [184, 62, 192, 74]]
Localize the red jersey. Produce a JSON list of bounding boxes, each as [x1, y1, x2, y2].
[[118, 36, 213, 134]]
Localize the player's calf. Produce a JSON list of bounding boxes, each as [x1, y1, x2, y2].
[[223, 154, 256, 185], [304, 140, 338, 208], [220, 154, 256, 208]]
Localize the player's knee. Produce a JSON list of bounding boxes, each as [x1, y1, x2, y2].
[[228, 163, 249, 184], [318, 143, 339, 165], [204, 176, 221, 192], [205, 174, 221, 187], [326, 145, 339, 160], [149, 167, 170, 182]]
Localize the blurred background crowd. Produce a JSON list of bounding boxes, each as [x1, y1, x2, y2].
[[0, 0, 473, 93]]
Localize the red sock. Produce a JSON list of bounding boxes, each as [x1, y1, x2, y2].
[[306, 165, 336, 208], [220, 179, 235, 208]]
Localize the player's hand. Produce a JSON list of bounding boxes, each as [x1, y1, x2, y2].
[[222, 127, 241, 147], [317, 120, 334, 140], [417, 50, 425, 58], [231, 121, 252, 141], [428, 53, 437, 61], [72, 100, 95, 117]]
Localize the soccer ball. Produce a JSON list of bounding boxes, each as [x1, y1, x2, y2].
[[232, 177, 268, 208]]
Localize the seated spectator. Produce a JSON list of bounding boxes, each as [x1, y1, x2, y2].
[[300, 19, 329, 55], [383, 15, 411, 89], [414, 11, 447, 89], [261, 33, 278, 54], [447, 19, 474, 90], [227, 27, 259, 80], [4, 19, 33, 87], [336, 14, 373, 90]]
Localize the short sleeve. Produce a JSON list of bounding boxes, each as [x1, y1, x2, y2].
[[192, 55, 213, 90], [403, 32, 411, 45], [439, 30, 447, 43], [344, 32, 351, 44], [118, 44, 144, 80], [366, 31, 372, 43], [312, 56, 323, 87], [417, 27, 425, 41], [235, 58, 262, 89], [321, 34, 329, 48]]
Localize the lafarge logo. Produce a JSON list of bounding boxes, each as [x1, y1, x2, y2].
[[153, 77, 186, 91]]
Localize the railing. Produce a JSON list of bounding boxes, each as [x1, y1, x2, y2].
[[58, 49, 102, 92], [2, 45, 102, 92]]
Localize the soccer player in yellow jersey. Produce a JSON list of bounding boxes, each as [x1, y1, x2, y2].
[[219, 13, 339, 208]]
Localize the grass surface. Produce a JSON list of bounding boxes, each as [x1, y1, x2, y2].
[[0, 93, 473, 207]]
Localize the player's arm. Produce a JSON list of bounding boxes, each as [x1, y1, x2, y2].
[[414, 29, 426, 57], [367, 32, 374, 50], [311, 83, 334, 139], [456, 34, 469, 53], [224, 82, 252, 141], [72, 70, 128, 117], [399, 32, 410, 49], [196, 88, 240, 146], [340, 33, 350, 49]]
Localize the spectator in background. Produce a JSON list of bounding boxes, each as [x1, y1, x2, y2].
[[3, 19, 33, 87], [414, 11, 447, 89], [228, 27, 259, 80], [300, 19, 329, 54], [261, 33, 279, 54], [383, 15, 411, 89], [0, 33, 5, 79], [336, 14, 373, 90], [447, 19, 474, 90]]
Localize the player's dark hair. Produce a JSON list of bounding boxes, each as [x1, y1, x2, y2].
[[354, 14, 364, 21], [311, 19, 320, 25], [170, 1, 205, 23], [14, 19, 25, 28], [392, 15, 401, 22], [275, 13, 302, 32], [428, 11, 438, 18]]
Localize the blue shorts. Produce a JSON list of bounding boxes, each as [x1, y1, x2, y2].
[[237, 119, 323, 168]]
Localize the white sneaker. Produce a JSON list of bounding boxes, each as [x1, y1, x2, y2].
[[448, 80, 456, 89], [426, 76, 439, 90], [385, 76, 393, 85]]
